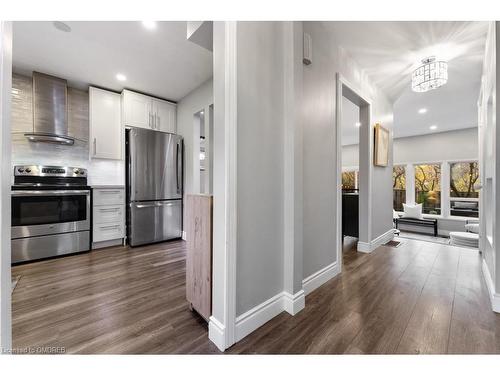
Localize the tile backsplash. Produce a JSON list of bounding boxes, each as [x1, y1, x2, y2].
[[11, 73, 125, 186], [11, 133, 125, 185]]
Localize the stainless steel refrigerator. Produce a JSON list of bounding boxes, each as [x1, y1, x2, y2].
[[126, 128, 183, 246]]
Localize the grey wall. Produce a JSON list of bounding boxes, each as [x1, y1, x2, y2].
[[342, 144, 359, 167], [302, 22, 393, 278], [478, 22, 500, 294], [394, 128, 478, 164], [343, 127, 479, 168], [176, 78, 213, 226], [235, 22, 285, 315]]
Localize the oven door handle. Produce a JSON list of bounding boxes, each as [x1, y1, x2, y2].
[[11, 190, 91, 196]]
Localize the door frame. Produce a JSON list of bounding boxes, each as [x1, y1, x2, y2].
[[335, 73, 373, 269], [0, 21, 13, 351]]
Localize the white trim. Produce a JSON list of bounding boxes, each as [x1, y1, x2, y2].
[[208, 316, 226, 352], [302, 261, 340, 296], [235, 288, 306, 342], [181, 230, 186, 241], [482, 258, 500, 313], [0, 21, 12, 351], [335, 75, 343, 276], [283, 290, 305, 315], [235, 293, 285, 342], [357, 228, 395, 253], [224, 20, 238, 350], [208, 21, 238, 351], [282, 21, 302, 299]]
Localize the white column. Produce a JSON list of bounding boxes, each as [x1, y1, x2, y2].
[[282, 21, 304, 314], [441, 161, 451, 218], [209, 21, 237, 351], [406, 163, 415, 204], [0, 21, 13, 352]]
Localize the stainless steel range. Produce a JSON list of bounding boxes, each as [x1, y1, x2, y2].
[[11, 165, 91, 263]]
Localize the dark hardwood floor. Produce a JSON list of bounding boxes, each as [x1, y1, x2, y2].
[[12, 237, 500, 354]]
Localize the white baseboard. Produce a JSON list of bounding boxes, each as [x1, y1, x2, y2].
[[235, 292, 284, 342], [357, 228, 395, 253], [283, 290, 305, 315], [234, 288, 305, 342], [181, 231, 187, 241], [208, 316, 226, 351], [302, 261, 340, 296], [482, 259, 500, 313]]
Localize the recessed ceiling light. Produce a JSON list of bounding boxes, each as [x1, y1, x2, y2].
[[418, 108, 428, 114], [429, 125, 438, 130], [53, 21, 72, 33], [142, 21, 157, 30], [355, 122, 361, 128], [116, 73, 127, 82]]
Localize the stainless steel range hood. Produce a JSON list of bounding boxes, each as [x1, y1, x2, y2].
[[24, 72, 75, 145]]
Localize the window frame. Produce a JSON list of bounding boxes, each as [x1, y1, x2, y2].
[[393, 158, 479, 220], [392, 164, 407, 212]]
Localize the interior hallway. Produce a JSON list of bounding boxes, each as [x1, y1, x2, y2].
[[12, 238, 500, 354], [224, 238, 500, 354]]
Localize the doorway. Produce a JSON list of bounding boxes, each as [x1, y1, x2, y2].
[[336, 75, 372, 268]]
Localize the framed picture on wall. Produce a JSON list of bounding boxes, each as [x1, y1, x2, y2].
[[374, 123, 389, 167]]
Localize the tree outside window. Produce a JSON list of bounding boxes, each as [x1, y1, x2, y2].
[[342, 171, 357, 191], [450, 162, 479, 217], [393, 165, 406, 211], [415, 164, 441, 215]]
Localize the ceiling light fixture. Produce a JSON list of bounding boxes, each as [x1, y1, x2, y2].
[[116, 73, 127, 82], [355, 122, 361, 128], [418, 108, 428, 114], [412, 56, 448, 93], [429, 125, 438, 130], [142, 21, 157, 30]]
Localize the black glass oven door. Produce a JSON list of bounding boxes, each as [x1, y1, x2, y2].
[[12, 191, 88, 227]]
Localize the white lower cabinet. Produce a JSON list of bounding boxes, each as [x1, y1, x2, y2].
[[92, 187, 125, 248]]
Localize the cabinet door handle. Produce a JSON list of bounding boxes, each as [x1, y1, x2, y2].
[[99, 207, 120, 212], [93, 138, 97, 155], [158, 114, 160, 129], [100, 224, 120, 230]]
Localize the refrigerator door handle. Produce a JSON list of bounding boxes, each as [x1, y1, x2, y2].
[[135, 203, 158, 209], [176, 140, 182, 195]]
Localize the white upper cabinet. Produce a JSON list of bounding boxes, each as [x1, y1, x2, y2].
[[153, 98, 176, 133], [89, 87, 123, 160], [122, 90, 152, 129], [122, 89, 176, 133]]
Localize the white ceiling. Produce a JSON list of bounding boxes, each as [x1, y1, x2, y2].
[[12, 21, 213, 102], [326, 21, 488, 139]]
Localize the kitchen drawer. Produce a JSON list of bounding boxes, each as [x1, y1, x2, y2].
[[93, 222, 124, 242], [93, 204, 124, 224], [93, 188, 124, 206]]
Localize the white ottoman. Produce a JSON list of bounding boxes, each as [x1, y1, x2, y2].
[[449, 231, 479, 248]]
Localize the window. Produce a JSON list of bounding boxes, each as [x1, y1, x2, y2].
[[342, 170, 358, 191], [415, 164, 441, 215], [393, 165, 406, 211], [450, 161, 479, 218]]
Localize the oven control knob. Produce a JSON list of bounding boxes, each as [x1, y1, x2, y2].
[[17, 168, 24, 173], [25, 168, 31, 173], [74, 169, 79, 174]]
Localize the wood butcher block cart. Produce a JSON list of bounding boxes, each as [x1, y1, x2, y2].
[[186, 194, 213, 321]]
